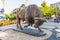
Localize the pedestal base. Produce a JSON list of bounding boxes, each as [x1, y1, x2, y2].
[[13, 27, 46, 36]]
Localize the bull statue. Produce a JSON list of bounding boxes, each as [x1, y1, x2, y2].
[[13, 4, 47, 32]]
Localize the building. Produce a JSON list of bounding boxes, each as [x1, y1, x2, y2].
[[51, 2, 60, 10]]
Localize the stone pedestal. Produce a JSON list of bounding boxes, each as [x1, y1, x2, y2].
[[13, 27, 46, 36]]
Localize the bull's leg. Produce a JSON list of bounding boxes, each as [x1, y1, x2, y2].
[[24, 23, 33, 27], [34, 20, 43, 32], [38, 27, 43, 32], [16, 15, 20, 29], [29, 23, 33, 27], [24, 17, 29, 28], [24, 22, 30, 28], [34, 24, 43, 32], [18, 18, 23, 30], [24, 22, 33, 27], [17, 19, 19, 28]]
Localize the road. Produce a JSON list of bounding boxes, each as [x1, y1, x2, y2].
[[0, 22, 60, 40]]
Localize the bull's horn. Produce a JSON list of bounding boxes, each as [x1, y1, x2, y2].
[[34, 17, 40, 20], [34, 17, 49, 22], [45, 20, 49, 22], [34, 17, 45, 20]]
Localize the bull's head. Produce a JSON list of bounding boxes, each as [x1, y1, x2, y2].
[[34, 17, 48, 28]]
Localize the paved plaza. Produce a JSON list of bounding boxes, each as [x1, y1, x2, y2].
[[0, 22, 60, 40]]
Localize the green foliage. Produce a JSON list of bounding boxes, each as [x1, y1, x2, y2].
[[4, 13, 10, 19], [9, 13, 16, 21], [20, 0, 28, 7], [41, 1, 46, 7], [40, 1, 55, 17], [57, 13, 60, 16], [4, 13, 16, 21], [52, 7, 57, 15], [20, 4, 25, 7]]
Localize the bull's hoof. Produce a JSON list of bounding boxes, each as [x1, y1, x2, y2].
[[21, 28, 23, 30], [39, 30, 44, 32]]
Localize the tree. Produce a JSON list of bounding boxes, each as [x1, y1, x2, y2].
[[41, 1, 47, 7], [4, 12, 16, 21], [52, 7, 57, 15], [9, 13, 16, 21], [40, 1, 55, 17], [4, 13, 10, 20], [20, 0, 28, 7], [20, 4, 25, 7]]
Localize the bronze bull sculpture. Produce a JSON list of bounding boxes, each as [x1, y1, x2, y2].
[[13, 4, 47, 31]]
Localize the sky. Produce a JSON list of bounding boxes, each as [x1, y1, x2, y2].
[[0, 0, 60, 13]]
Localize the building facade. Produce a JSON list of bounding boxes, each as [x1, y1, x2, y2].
[[51, 2, 60, 10]]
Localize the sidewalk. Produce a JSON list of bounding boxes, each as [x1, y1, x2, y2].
[[0, 24, 52, 40], [0, 22, 60, 40], [0, 24, 16, 31]]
